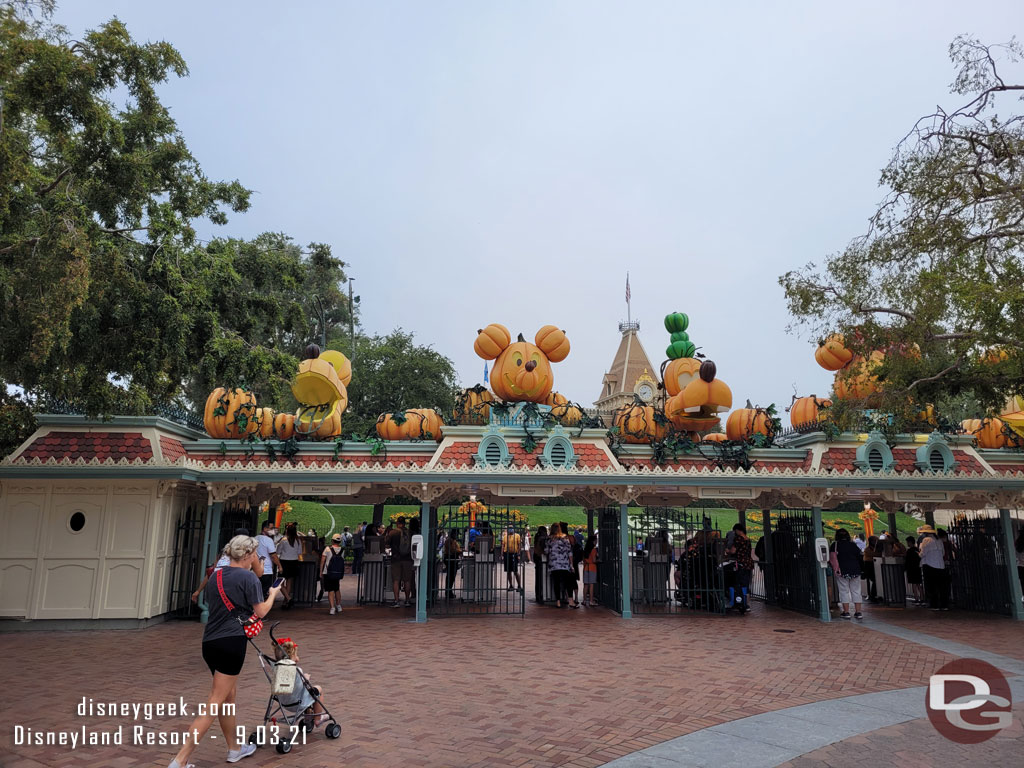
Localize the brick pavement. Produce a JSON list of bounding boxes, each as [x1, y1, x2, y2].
[[777, 704, 1024, 768], [2, 588, 964, 768]]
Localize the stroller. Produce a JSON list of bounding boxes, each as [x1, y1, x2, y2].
[[246, 622, 342, 754]]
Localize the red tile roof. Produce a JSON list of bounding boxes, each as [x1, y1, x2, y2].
[[159, 437, 185, 462], [20, 432, 153, 462]]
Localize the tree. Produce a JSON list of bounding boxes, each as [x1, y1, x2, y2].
[[780, 36, 1024, 427], [0, 6, 353, 430], [331, 330, 459, 437]]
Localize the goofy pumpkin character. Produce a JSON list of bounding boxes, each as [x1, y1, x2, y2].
[[474, 324, 570, 404]]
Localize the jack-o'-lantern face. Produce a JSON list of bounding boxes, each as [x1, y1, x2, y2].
[[474, 324, 570, 404], [493, 341, 553, 402], [665, 359, 732, 432]]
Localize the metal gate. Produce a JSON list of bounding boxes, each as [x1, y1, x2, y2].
[[627, 507, 725, 615], [167, 502, 205, 619], [947, 514, 1012, 615], [429, 505, 526, 616], [597, 507, 622, 613], [766, 510, 819, 616]]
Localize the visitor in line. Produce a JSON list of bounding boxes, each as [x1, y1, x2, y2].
[[256, 519, 281, 600], [567, 522, 582, 607], [388, 516, 415, 607], [443, 527, 462, 599], [582, 534, 598, 607], [501, 524, 523, 592], [1016, 528, 1024, 599], [854, 533, 867, 553], [904, 536, 924, 605], [533, 525, 548, 605], [545, 523, 576, 609], [351, 522, 365, 575], [831, 528, 864, 619], [191, 528, 259, 603], [862, 535, 880, 603], [918, 525, 948, 611], [277, 523, 302, 609], [728, 524, 753, 614], [320, 533, 345, 615], [168, 535, 281, 768], [937, 528, 955, 608]]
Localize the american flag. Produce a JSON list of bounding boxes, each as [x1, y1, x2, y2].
[[625, 273, 631, 303]]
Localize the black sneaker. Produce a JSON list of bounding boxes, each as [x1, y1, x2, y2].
[[854, 612, 863, 620], [405, 599, 413, 607], [840, 611, 851, 619], [389, 601, 401, 608]]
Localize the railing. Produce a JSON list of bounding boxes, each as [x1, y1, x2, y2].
[[46, 398, 205, 431]]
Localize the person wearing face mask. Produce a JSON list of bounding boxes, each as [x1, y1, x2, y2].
[[256, 519, 282, 599]]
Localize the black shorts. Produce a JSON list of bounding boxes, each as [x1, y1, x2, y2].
[[503, 553, 520, 573], [736, 568, 752, 589], [280, 560, 300, 579], [202, 636, 247, 676], [323, 576, 341, 591]]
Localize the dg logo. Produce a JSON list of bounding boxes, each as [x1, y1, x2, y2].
[[927, 658, 1013, 744]]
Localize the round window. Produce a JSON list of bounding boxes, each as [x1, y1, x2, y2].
[[68, 511, 86, 533]]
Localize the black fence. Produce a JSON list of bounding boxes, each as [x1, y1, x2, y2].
[[752, 510, 819, 616], [597, 508, 622, 613], [428, 505, 527, 616], [947, 514, 1013, 616], [167, 501, 205, 619]]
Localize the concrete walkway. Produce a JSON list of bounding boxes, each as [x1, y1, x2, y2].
[[604, 620, 1024, 768]]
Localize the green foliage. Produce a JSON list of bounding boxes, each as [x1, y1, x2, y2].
[[0, 7, 352, 420], [330, 329, 458, 437], [779, 36, 1024, 427], [0, 386, 36, 459]]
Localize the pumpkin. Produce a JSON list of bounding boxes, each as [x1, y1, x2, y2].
[[549, 395, 583, 427], [203, 387, 258, 439], [663, 357, 702, 397], [815, 335, 854, 372], [319, 349, 352, 387], [256, 407, 275, 438], [726, 408, 774, 441], [702, 432, 728, 443], [613, 404, 668, 443], [454, 386, 494, 425], [295, 401, 344, 439], [790, 396, 831, 428], [665, 360, 732, 432], [474, 323, 511, 360], [535, 325, 570, 363], [664, 312, 689, 334], [916, 403, 937, 427], [666, 339, 697, 359], [962, 417, 1016, 449], [376, 408, 444, 441], [291, 356, 347, 410], [833, 351, 884, 401], [271, 412, 295, 440], [489, 336, 555, 403]]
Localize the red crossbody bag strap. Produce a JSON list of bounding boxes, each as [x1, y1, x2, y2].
[[215, 569, 236, 612]]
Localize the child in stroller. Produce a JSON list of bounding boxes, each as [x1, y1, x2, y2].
[[250, 623, 341, 754]]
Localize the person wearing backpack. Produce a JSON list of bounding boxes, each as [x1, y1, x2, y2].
[[320, 533, 346, 615], [387, 516, 415, 607]]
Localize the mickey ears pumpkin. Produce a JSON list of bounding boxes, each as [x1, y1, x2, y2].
[[474, 323, 511, 360], [535, 325, 570, 362]]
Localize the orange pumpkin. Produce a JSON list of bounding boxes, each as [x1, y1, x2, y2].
[[962, 417, 1016, 449], [535, 325, 570, 362], [790, 396, 831, 428], [295, 401, 344, 439], [489, 337, 555, 403], [256, 407, 275, 438], [833, 351, 884, 401], [701, 432, 728, 443], [613, 404, 668, 443], [474, 324, 511, 359], [257, 409, 296, 440], [726, 408, 773, 441], [454, 386, 494, 425], [204, 387, 258, 439], [815, 334, 854, 371], [663, 357, 702, 398], [549, 398, 583, 427], [376, 408, 444, 441]]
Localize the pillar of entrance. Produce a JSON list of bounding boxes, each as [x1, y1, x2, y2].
[[924, 506, 936, 528], [198, 500, 224, 624], [811, 505, 831, 623], [619, 503, 632, 619], [372, 502, 385, 528], [415, 502, 433, 623], [887, 511, 898, 539], [761, 508, 774, 602], [999, 508, 1024, 621], [586, 509, 594, 538], [737, 507, 746, 528]]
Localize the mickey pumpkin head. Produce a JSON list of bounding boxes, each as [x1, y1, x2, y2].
[[474, 323, 570, 403]]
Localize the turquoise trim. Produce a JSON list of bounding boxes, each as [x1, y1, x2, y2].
[[35, 413, 203, 440], [854, 431, 894, 472], [915, 432, 956, 473], [198, 501, 223, 624], [474, 429, 511, 468], [539, 427, 578, 469], [416, 501, 430, 623], [999, 509, 1024, 621]]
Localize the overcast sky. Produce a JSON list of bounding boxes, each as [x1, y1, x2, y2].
[[57, 1, 1020, 413]]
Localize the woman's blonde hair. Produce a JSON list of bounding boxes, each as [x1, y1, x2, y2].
[[225, 535, 259, 561]]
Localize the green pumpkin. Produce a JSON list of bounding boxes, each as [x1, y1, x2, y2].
[[666, 340, 696, 359], [664, 312, 689, 334], [670, 331, 690, 343]]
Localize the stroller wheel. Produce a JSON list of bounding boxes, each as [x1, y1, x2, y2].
[[326, 722, 341, 739], [276, 739, 293, 754], [247, 732, 259, 745]]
